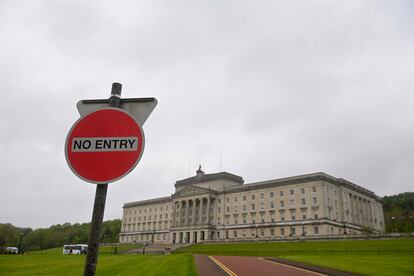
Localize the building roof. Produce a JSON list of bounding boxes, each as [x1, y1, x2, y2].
[[123, 195, 171, 208], [225, 172, 381, 200], [123, 172, 381, 208], [174, 171, 244, 188]]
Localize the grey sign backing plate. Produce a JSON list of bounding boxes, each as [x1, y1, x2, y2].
[[76, 97, 157, 126]]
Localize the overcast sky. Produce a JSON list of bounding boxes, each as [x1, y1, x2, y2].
[[1, 0, 413, 229]]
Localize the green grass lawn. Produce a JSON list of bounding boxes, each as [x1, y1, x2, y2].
[[2, 240, 413, 275], [176, 239, 414, 276], [0, 247, 197, 276], [27, 244, 142, 255]]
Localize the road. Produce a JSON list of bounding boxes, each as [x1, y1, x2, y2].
[[195, 255, 328, 276]]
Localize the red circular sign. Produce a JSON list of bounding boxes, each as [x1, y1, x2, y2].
[[65, 107, 144, 184]]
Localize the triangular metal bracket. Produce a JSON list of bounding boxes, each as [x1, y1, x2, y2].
[[76, 97, 157, 126]]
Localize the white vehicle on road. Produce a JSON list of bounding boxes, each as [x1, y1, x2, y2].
[[5, 247, 19, 254], [62, 244, 88, 255]]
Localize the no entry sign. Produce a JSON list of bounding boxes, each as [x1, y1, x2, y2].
[[65, 107, 144, 184]]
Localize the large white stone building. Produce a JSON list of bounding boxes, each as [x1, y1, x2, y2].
[[120, 168, 384, 244]]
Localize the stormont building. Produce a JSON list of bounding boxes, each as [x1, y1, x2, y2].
[[119, 167, 384, 244]]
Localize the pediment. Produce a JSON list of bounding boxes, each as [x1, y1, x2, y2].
[[173, 185, 216, 198]]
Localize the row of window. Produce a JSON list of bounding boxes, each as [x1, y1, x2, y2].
[[219, 197, 318, 213], [219, 213, 319, 225], [219, 187, 318, 204], [124, 213, 171, 223], [124, 205, 170, 216]]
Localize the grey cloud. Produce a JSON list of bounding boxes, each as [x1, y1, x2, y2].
[[0, 1, 413, 228]]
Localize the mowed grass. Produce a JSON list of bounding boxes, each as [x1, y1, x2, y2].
[[175, 239, 414, 276], [0, 246, 197, 276], [27, 244, 142, 255]]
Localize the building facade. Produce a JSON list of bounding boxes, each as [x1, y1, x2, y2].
[[120, 168, 384, 244]]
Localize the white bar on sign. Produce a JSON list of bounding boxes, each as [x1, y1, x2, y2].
[[72, 137, 138, 152]]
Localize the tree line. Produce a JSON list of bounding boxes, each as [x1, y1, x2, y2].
[[0, 219, 120, 252], [383, 192, 414, 233]]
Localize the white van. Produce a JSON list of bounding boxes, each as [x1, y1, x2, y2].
[[5, 247, 19, 254], [62, 244, 88, 255]]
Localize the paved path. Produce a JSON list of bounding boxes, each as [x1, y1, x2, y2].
[[194, 255, 227, 276], [197, 255, 327, 276]]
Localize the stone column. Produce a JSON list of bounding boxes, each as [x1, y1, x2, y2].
[[351, 195, 356, 224], [190, 199, 195, 226], [362, 199, 367, 227], [368, 201, 373, 227], [177, 201, 182, 227], [206, 196, 211, 225], [199, 197, 204, 225], [172, 201, 177, 227], [184, 200, 189, 227]]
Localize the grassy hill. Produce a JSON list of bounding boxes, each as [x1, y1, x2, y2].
[[0, 245, 197, 276]]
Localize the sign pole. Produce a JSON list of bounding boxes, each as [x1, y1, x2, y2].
[[83, 82, 122, 276]]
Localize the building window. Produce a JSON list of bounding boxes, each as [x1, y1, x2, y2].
[[290, 189, 294, 195], [291, 215, 296, 221], [261, 193, 264, 199], [260, 229, 264, 236], [251, 204, 255, 210], [243, 195, 246, 201], [218, 199, 221, 203], [280, 228, 285, 235], [227, 207, 230, 212], [270, 229, 274, 236], [303, 214, 307, 219], [280, 191, 284, 196], [314, 226, 319, 235], [290, 199, 295, 207], [270, 202, 274, 209], [243, 205, 246, 211], [252, 194, 255, 200], [243, 217, 247, 224], [260, 202, 264, 210], [233, 231, 237, 238], [301, 198, 306, 205], [313, 197, 317, 205], [290, 227, 296, 236], [301, 188, 305, 194], [312, 186, 317, 193], [281, 216, 285, 221], [218, 207, 221, 213], [280, 201, 285, 208], [270, 192, 274, 198], [235, 197, 238, 202]]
